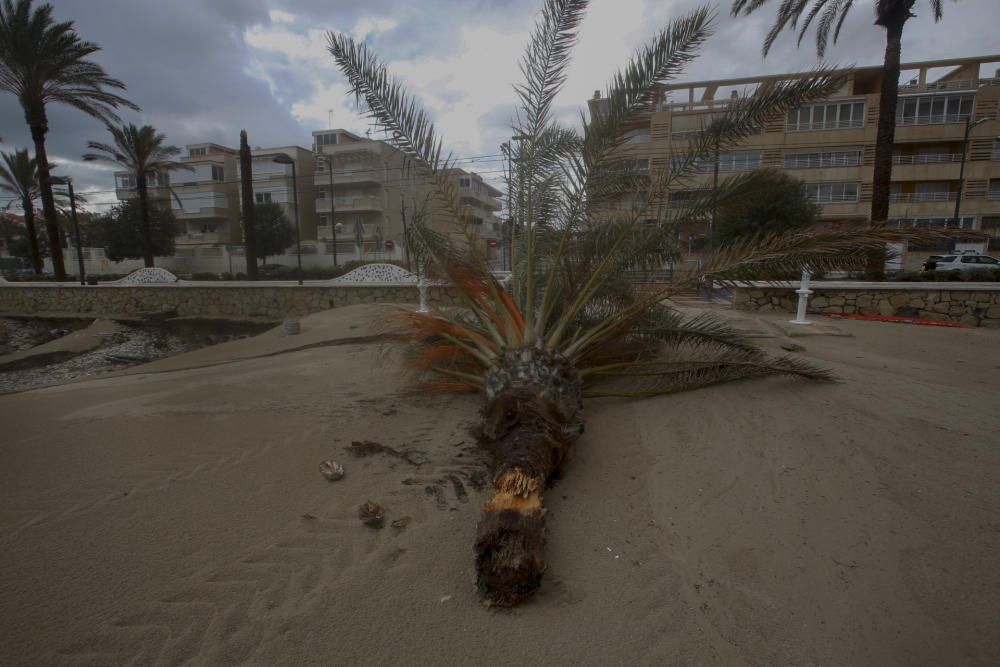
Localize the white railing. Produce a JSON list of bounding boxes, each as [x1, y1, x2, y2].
[[787, 119, 864, 132], [895, 113, 970, 126], [899, 79, 974, 92], [809, 194, 859, 204], [892, 153, 963, 165], [889, 192, 957, 203]]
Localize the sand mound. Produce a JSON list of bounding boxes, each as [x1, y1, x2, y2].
[[329, 263, 417, 284]]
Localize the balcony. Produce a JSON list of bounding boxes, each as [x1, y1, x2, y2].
[[896, 113, 971, 127]]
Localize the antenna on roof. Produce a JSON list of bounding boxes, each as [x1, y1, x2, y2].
[[328, 109, 333, 129]]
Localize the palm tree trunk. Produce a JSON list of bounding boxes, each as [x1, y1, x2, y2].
[[22, 200, 43, 274], [239, 130, 259, 280], [474, 348, 582, 606], [28, 115, 66, 281], [867, 12, 908, 278], [136, 173, 155, 267]]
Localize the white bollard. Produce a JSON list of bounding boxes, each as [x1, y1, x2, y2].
[[789, 269, 813, 326], [417, 276, 430, 313]]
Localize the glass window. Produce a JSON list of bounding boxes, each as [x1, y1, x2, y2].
[[315, 133, 338, 146], [255, 192, 272, 204], [805, 182, 859, 203], [189, 147, 207, 157], [897, 93, 974, 125], [784, 150, 861, 168], [211, 165, 224, 182], [624, 128, 651, 144], [787, 101, 865, 131]]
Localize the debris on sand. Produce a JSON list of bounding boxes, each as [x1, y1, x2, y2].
[[347, 440, 428, 466], [391, 516, 411, 530], [358, 501, 385, 528], [319, 460, 345, 481]]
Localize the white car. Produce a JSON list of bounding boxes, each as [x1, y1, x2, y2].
[[925, 254, 1000, 272]]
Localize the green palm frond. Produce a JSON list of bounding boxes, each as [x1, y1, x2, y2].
[[583, 351, 834, 398], [0, 0, 139, 121]]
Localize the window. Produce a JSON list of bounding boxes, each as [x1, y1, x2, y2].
[[189, 147, 207, 157], [787, 101, 865, 131], [995, 140, 1000, 161], [315, 133, 338, 146], [256, 192, 272, 204], [316, 158, 327, 172], [896, 93, 973, 125], [622, 158, 649, 172], [990, 180, 1000, 200], [805, 182, 858, 203], [118, 174, 136, 189], [317, 186, 327, 199], [701, 152, 761, 172], [460, 177, 471, 187], [784, 150, 861, 169], [211, 165, 224, 182], [201, 224, 217, 234], [623, 128, 651, 144]]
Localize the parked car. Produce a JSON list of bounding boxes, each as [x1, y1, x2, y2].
[[924, 254, 1000, 272]]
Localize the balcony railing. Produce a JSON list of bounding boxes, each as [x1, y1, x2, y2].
[[889, 192, 958, 203], [892, 153, 963, 165], [809, 194, 859, 204], [895, 113, 970, 126]]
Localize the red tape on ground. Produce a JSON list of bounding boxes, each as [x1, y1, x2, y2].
[[823, 313, 970, 328]]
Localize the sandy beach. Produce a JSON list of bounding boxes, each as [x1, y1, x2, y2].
[[1, 303, 998, 666]]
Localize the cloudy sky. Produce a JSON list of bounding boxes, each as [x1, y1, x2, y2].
[[1, 0, 997, 210]]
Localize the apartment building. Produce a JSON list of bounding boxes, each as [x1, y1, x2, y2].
[[115, 142, 241, 253], [587, 54, 1000, 243], [111, 131, 502, 270], [312, 129, 503, 262]]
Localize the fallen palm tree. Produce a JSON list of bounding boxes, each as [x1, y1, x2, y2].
[[328, 0, 933, 606]]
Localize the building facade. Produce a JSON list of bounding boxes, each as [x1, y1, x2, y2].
[[311, 129, 503, 263], [588, 54, 1000, 247]]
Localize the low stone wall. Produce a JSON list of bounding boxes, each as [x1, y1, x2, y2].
[[732, 281, 1000, 328], [0, 282, 463, 319]]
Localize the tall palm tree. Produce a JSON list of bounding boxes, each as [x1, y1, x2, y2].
[[0, 148, 43, 273], [330, 0, 935, 607], [730, 0, 947, 235], [0, 0, 139, 280], [84, 123, 190, 267]]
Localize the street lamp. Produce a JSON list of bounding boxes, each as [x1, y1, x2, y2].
[[953, 116, 988, 227], [272, 153, 302, 285], [48, 175, 85, 285]]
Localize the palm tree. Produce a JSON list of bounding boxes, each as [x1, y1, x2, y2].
[[730, 0, 947, 237], [0, 149, 43, 273], [0, 0, 139, 280], [83, 124, 190, 267], [329, 0, 934, 607]]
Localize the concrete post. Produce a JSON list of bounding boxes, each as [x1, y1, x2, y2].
[[789, 269, 813, 325]]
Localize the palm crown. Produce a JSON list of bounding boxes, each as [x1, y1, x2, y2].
[[330, 0, 932, 606], [0, 148, 39, 204], [731, 0, 945, 57], [83, 123, 188, 182]]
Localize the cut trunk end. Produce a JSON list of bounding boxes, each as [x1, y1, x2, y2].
[[474, 469, 546, 607]]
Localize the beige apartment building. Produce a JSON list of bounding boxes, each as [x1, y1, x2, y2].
[[311, 129, 503, 264], [112, 131, 502, 271], [588, 54, 1000, 249]]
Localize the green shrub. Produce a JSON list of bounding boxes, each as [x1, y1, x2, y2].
[[191, 272, 220, 281]]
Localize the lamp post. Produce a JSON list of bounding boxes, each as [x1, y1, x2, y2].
[[272, 153, 302, 285], [49, 175, 85, 285], [953, 116, 987, 227]]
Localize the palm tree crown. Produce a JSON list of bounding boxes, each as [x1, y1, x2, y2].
[[0, 148, 39, 204], [0, 0, 138, 124], [0, 148, 43, 272], [83, 123, 187, 182], [731, 0, 945, 57], [0, 0, 139, 280]]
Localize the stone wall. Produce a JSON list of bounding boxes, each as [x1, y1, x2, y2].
[[732, 282, 1000, 327], [0, 283, 463, 319]]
